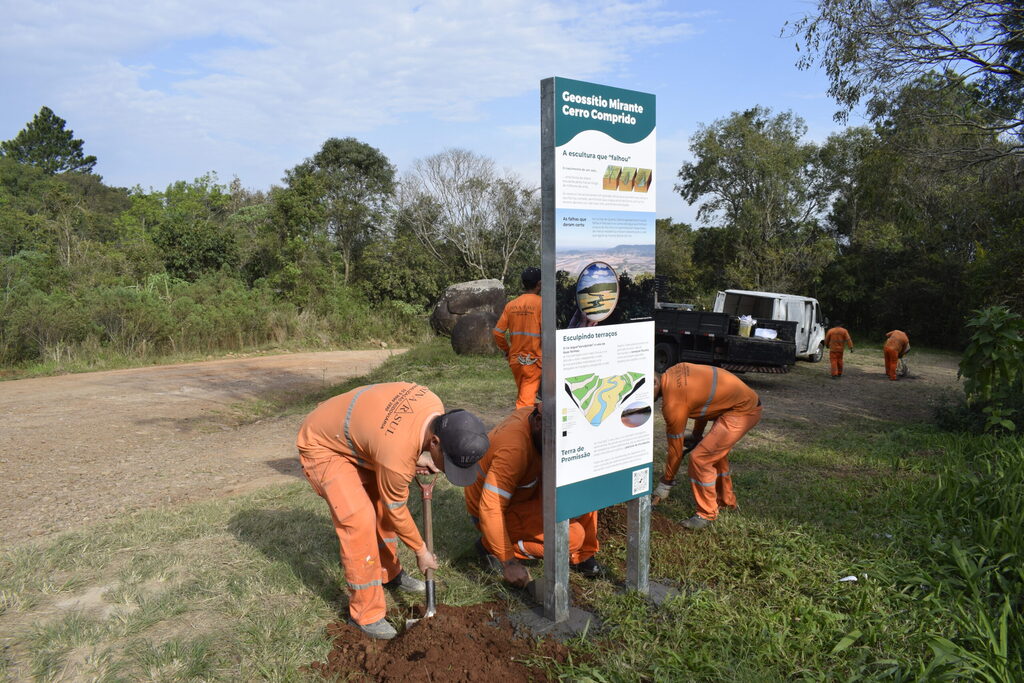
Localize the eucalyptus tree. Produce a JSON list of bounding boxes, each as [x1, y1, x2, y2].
[[675, 107, 835, 293], [790, 0, 1024, 162]]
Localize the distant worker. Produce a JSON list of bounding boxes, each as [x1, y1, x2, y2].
[[296, 383, 489, 640], [493, 267, 543, 408], [883, 330, 910, 381], [824, 321, 855, 379], [652, 363, 762, 530], [464, 403, 600, 586]]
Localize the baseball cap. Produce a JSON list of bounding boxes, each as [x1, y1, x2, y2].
[[521, 267, 541, 289], [436, 409, 489, 486]]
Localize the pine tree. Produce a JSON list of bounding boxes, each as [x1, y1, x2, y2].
[[1, 106, 97, 174]]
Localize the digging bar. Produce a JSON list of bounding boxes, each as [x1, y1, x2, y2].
[[406, 473, 437, 629]]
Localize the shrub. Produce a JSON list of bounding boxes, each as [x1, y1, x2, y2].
[[959, 306, 1024, 432]]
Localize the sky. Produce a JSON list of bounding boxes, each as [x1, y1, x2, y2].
[[0, 0, 855, 225]]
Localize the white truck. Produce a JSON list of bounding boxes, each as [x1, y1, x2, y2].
[[654, 289, 828, 373]]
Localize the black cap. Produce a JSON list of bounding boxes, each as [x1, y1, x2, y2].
[[521, 267, 541, 289], [436, 409, 489, 486]]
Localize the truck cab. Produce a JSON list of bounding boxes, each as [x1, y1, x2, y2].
[[713, 290, 826, 361]]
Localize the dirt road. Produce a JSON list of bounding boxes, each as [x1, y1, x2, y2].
[[0, 346, 962, 548], [0, 350, 404, 546]]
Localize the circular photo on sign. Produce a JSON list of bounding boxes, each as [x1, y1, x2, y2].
[[620, 400, 652, 428], [575, 261, 619, 323]]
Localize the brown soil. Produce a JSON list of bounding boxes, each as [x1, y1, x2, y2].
[[0, 349, 403, 546], [308, 603, 570, 682]]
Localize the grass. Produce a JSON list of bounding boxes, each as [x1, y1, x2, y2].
[[1, 340, 1020, 680]]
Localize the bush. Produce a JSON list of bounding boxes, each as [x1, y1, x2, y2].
[[959, 306, 1024, 432]]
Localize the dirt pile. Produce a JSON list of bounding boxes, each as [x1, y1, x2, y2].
[[308, 602, 570, 682]]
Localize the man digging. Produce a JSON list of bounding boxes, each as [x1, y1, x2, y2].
[[296, 382, 489, 639]]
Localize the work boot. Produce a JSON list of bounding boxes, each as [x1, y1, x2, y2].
[[350, 617, 397, 640], [474, 538, 504, 574], [680, 514, 714, 530], [570, 556, 603, 579], [384, 570, 425, 594]]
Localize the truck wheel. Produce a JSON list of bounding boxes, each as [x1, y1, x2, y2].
[[809, 342, 824, 363], [654, 342, 677, 373]]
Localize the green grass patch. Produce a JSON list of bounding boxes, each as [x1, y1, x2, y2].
[[1, 343, 1019, 680]]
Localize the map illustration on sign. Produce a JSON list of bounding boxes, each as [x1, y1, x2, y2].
[[563, 371, 646, 426]]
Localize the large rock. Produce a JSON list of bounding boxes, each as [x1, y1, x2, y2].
[[451, 311, 501, 356], [430, 279, 506, 337]]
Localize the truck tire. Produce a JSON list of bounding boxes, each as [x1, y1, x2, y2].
[[808, 342, 824, 363], [654, 342, 677, 373]]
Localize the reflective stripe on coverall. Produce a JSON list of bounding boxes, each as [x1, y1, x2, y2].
[[296, 382, 442, 625], [824, 326, 854, 377], [464, 407, 598, 564], [660, 363, 762, 521], [493, 293, 542, 409], [883, 330, 910, 380]]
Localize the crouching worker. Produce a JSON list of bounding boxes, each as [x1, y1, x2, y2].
[[297, 383, 489, 639], [652, 363, 762, 530], [464, 403, 600, 587]]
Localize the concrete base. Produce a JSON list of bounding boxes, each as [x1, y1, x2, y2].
[[510, 604, 601, 640], [645, 580, 681, 607]]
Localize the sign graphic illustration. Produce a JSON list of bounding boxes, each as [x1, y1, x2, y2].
[[563, 371, 645, 426]]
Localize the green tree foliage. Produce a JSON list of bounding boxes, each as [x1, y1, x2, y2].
[[960, 306, 1024, 432], [148, 175, 240, 281], [817, 75, 1024, 341], [791, 1, 1024, 160], [676, 106, 836, 292], [654, 218, 700, 303], [282, 137, 396, 285], [1, 106, 98, 174]]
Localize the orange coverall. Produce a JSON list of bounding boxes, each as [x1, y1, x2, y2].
[[296, 382, 442, 626], [660, 363, 762, 521], [464, 407, 598, 564], [493, 293, 542, 409], [824, 326, 854, 377], [884, 330, 910, 380]]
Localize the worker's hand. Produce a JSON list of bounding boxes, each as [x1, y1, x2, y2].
[[502, 559, 531, 588], [416, 547, 438, 574], [652, 480, 673, 505]]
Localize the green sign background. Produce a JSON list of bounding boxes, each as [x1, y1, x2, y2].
[[554, 76, 656, 146]]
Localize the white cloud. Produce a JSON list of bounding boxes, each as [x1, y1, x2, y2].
[[1, 1, 701, 188]]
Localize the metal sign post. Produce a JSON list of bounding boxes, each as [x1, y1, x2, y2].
[[540, 77, 657, 622]]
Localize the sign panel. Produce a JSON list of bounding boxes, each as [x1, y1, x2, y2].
[[546, 77, 656, 521]]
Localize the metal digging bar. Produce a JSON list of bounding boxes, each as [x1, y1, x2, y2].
[[406, 473, 438, 628]]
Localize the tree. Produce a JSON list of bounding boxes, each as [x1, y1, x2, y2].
[[675, 107, 835, 292], [282, 137, 395, 285], [1, 106, 98, 174], [402, 148, 540, 282], [790, 1, 1024, 160]]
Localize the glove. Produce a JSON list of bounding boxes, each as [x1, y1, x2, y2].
[[652, 481, 673, 502]]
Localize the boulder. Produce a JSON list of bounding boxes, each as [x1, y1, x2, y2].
[[451, 311, 501, 356], [430, 279, 506, 337]]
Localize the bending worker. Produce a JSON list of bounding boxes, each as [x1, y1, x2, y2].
[[824, 321, 854, 379], [296, 383, 489, 640], [464, 403, 600, 586], [652, 363, 762, 530], [883, 329, 910, 380], [493, 267, 542, 408]]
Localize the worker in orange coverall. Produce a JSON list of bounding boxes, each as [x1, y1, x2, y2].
[[296, 383, 489, 640], [652, 363, 762, 530], [824, 321, 855, 379], [883, 330, 911, 380], [464, 403, 600, 586], [493, 267, 542, 409]]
